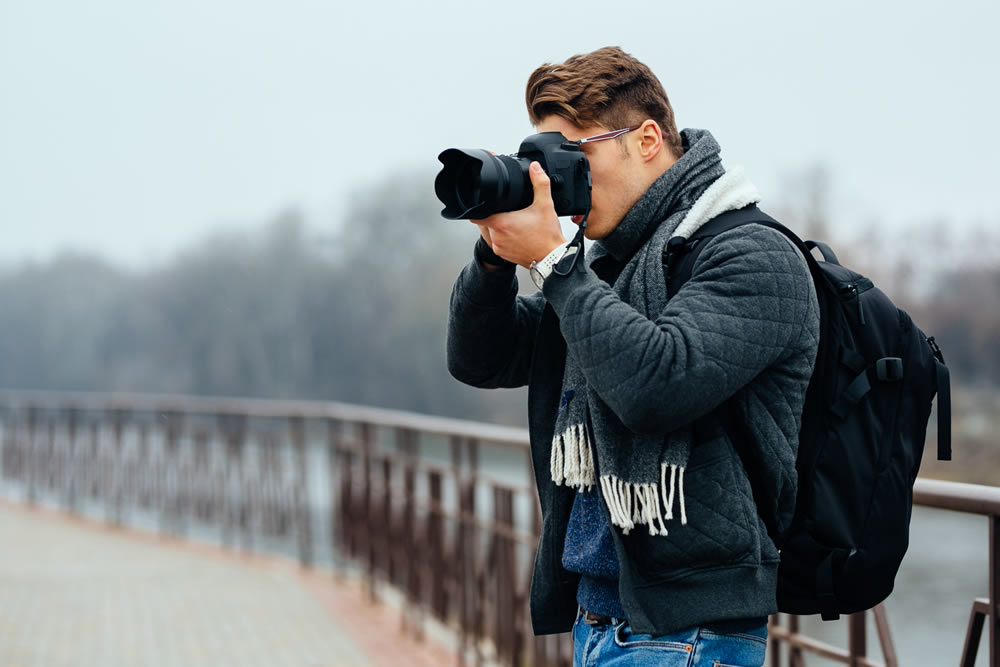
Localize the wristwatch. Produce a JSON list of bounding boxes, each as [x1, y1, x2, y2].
[[529, 242, 571, 289]]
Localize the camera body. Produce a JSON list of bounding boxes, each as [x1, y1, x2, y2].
[[435, 132, 592, 220]]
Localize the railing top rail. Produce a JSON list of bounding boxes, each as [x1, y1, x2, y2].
[[913, 477, 1000, 517], [0, 389, 531, 449], [5, 390, 1000, 517]]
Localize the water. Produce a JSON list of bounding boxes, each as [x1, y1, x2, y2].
[[791, 506, 990, 666]]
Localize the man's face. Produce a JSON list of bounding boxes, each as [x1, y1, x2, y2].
[[535, 115, 648, 241]]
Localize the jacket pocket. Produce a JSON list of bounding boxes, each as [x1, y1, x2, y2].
[[622, 436, 760, 579]]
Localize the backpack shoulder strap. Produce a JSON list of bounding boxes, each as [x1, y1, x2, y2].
[[663, 204, 819, 299], [668, 205, 955, 468], [664, 205, 829, 544]]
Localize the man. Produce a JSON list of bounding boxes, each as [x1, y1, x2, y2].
[[447, 46, 819, 666]]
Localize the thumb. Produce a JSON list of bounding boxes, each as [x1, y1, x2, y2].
[[529, 162, 553, 208]]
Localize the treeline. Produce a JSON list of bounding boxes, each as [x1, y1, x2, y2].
[[1, 169, 998, 429], [0, 172, 528, 425]]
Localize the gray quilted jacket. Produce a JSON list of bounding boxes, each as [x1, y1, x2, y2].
[[447, 148, 820, 636]]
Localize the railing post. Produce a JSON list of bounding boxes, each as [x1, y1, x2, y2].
[[25, 405, 38, 503], [789, 614, 804, 667], [455, 436, 480, 667], [380, 456, 393, 583], [327, 418, 343, 574], [360, 422, 377, 603], [110, 408, 126, 525], [137, 422, 151, 509], [872, 603, 899, 667], [88, 416, 100, 501], [64, 407, 79, 512], [428, 468, 447, 622], [290, 416, 312, 567], [45, 412, 57, 493], [192, 429, 211, 522], [991, 515, 999, 667], [0, 405, 13, 483], [336, 426, 357, 562], [470, 438, 485, 667], [94, 411, 108, 500], [217, 414, 247, 550], [848, 612, 867, 667], [270, 432, 288, 537], [160, 412, 184, 535], [450, 435, 467, 667], [493, 486, 517, 666], [397, 428, 421, 637], [530, 490, 548, 667], [767, 615, 780, 667]]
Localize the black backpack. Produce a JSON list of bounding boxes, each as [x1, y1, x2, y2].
[[663, 204, 951, 621]]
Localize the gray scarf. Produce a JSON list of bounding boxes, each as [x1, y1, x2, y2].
[[549, 129, 762, 536]]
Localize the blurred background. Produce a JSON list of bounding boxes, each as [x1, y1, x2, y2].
[[1, 1, 999, 663], [3, 0, 998, 467]]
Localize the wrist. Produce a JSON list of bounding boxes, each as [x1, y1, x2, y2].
[[474, 237, 514, 271], [529, 242, 572, 289]]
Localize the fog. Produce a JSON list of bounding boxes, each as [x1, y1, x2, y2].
[[2, 0, 998, 266]]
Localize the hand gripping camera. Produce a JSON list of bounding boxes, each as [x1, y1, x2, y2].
[[434, 132, 592, 220]]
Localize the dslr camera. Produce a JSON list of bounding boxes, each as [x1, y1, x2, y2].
[[434, 132, 592, 220]]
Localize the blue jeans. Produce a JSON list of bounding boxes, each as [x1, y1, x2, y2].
[[572, 611, 767, 666]]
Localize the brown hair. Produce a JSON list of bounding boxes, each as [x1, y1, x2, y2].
[[525, 46, 683, 158]]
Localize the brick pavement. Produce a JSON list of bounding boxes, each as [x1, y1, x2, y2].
[[0, 500, 456, 667]]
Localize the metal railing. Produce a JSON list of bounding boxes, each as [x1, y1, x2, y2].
[[0, 390, 994, 666]]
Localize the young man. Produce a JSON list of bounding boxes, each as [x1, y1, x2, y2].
[[447, 47, 819, 666]]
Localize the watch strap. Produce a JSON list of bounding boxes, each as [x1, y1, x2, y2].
[[530, 242, 570, 288]]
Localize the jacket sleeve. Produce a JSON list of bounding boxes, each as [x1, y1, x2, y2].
[[541, 224, 816, 435], [446, 253, 545, 389]]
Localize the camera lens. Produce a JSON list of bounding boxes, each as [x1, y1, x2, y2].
[[435, 149, 532, 219], [435, 132, 590, 220]]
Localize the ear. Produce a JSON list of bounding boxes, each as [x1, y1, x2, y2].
[[636, 120, 664, 163]]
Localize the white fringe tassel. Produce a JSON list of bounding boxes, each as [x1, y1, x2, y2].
[[591, 471, 689, 536], [550, 424, 594, 491], [601, 464, 687, 537], [550, 426, 688, 536]]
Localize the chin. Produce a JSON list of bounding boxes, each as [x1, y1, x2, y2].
[[584, 220, 611, 240]]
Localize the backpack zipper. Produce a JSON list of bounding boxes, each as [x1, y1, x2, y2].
[[839, 278, 873, 325]]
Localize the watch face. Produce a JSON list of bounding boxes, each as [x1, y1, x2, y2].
[[529, 264, 544, 289]]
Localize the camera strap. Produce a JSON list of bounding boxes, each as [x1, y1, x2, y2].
[[553, 215, 588, 277]]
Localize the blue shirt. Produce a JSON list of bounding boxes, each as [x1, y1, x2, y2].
[[560, 486, 626, 618]]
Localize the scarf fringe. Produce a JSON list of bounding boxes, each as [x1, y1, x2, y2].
[[551, 424, 687, 536], [550, 423, 594, 491], [596, 467, 687, 536]]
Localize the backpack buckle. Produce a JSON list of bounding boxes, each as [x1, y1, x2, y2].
[[876, 357, 904, 382], [663, 236, 695, 268], [927, 336, 946, 364]]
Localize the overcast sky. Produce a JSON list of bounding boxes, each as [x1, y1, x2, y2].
[[1, 0, 997, 267]]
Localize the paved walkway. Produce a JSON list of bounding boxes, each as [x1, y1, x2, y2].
[[0, 500, 455, 667]]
